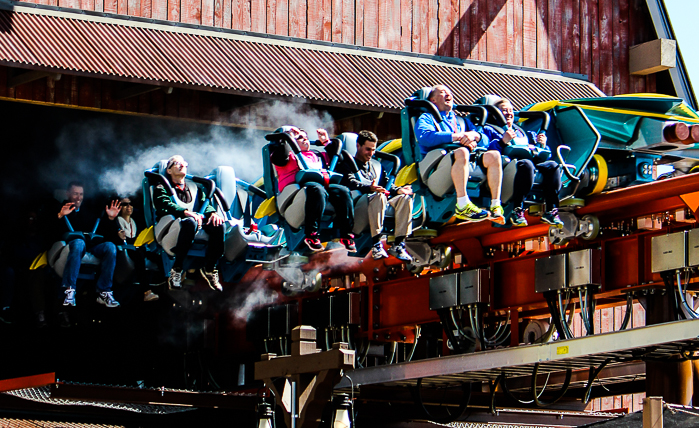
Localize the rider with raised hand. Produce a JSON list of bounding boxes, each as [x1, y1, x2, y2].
[[152, 155, 225, 291], [414, 85, 505, 224], [54, 181, 121, 308], [481, 98, 563, 228], [270, 127, 356, 253]]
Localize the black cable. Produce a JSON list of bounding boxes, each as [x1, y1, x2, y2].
[[578, 287, 592, 335], [531, 363, 572, 407], [619, 293, 633, 331], [450, 308, 477, 344], [662, 271, 683, 321], [439, 309, 467, 354], [500, 372, 534, 405], [582, 358, 611, 404], [545, 291, 567, 340], [490, 375, 502, 414], [557, 292, 574, 340], [414, 378, 472, 423]]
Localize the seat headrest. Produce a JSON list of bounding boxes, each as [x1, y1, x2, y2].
[[474, 94, 503, 106], [413, 87, 433, 101], [274, 125, 296, 135], [210, 166, 237, 209], [152, 160, 169, 176], [337, 132, 359, 157]]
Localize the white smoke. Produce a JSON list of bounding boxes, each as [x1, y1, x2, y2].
[[229, 276, 279, 328], [46, 99, 334, 197]]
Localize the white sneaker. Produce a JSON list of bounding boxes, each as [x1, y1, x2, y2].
[[63, 288, 76, 306], [200, 268, 223, 292], [388, 242, 413, 262], [168, 268, 184, 289], [97, 291, 120, 308], [371, 242, 389, 259], [143, 290, 159, 302]]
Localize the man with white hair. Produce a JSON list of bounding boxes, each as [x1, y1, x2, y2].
[[152, 155, 225, 291]]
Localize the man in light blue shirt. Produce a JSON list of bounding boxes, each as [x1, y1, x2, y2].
[[414, 85, 504, 223]]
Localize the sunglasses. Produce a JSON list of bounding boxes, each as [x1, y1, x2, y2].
[[121, 202, 132, 207], [168, 161, 188, 169]]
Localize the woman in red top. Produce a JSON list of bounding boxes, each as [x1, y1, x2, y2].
[[270, 127, 355, 252]]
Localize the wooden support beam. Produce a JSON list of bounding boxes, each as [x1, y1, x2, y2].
[[643, 396, 663, 428], [116, 84, 173, 100], [8, 70, 61, 88], [255, 326, 355, 428]]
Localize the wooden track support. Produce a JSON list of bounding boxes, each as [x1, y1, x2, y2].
[[255, 326, 355, 428]]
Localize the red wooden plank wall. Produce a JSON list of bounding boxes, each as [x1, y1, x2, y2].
[[24, 0, 659, 95]]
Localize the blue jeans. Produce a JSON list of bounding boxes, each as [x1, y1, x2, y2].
[[61, 239, 117, 292]]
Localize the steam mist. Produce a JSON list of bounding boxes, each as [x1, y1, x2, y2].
[[44, 100, 334, 197]]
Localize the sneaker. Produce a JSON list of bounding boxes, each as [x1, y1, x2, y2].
[[489, 205, 506, 225], [541, 208, 564, 228], [143, 290, 159, 302], [63, 288, 76, 306], [168, 268, 184, 289], [371, 242, 389, 259], [303, 232, 324, 252], [388, 242, 413, 262], [509, 207, 528, 227], [200, 268, 223, 292], [97, 291, 120, 308], [340, 235, 357, 252], [454, 202, 489, 222]]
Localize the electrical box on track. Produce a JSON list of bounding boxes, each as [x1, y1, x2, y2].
[[652, 231, 687, 273]]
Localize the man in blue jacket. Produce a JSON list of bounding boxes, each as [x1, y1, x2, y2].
[[414, 85, 504, 224]]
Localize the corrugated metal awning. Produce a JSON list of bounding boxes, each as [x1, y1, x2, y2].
[[0, 2, 604, 110]]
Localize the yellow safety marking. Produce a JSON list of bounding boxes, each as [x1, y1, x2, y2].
[[255, 196, 278, 219], [29, 252, 47, 270], [527, 99, 699, 123], [589, 154, 609, 195], [616, 93, 674, 98], [381, 139, 403, 154], [527, 100, 561, 112], [556, 346, 569, 355], [134, 226, 155, 247], [395, 163, 418, 187]]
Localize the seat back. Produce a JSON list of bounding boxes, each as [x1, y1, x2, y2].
[[547, 105, 601, 186]]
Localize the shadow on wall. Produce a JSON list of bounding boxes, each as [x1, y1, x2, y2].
[[437, 0, 562, 72]]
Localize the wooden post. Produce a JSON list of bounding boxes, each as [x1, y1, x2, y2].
[[642, 396, 663, 428], [255, 326, 355, 428]]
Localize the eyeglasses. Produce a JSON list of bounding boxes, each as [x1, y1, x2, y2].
[[168, 161, 188, 169], [296, 135, 308, 141], [121, 202, 132, 207]]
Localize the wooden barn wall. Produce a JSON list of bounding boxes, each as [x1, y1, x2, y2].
[[20, 0, 658, 96]]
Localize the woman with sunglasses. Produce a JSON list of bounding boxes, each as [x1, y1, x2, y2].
[[117, 197, 159, 302]]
